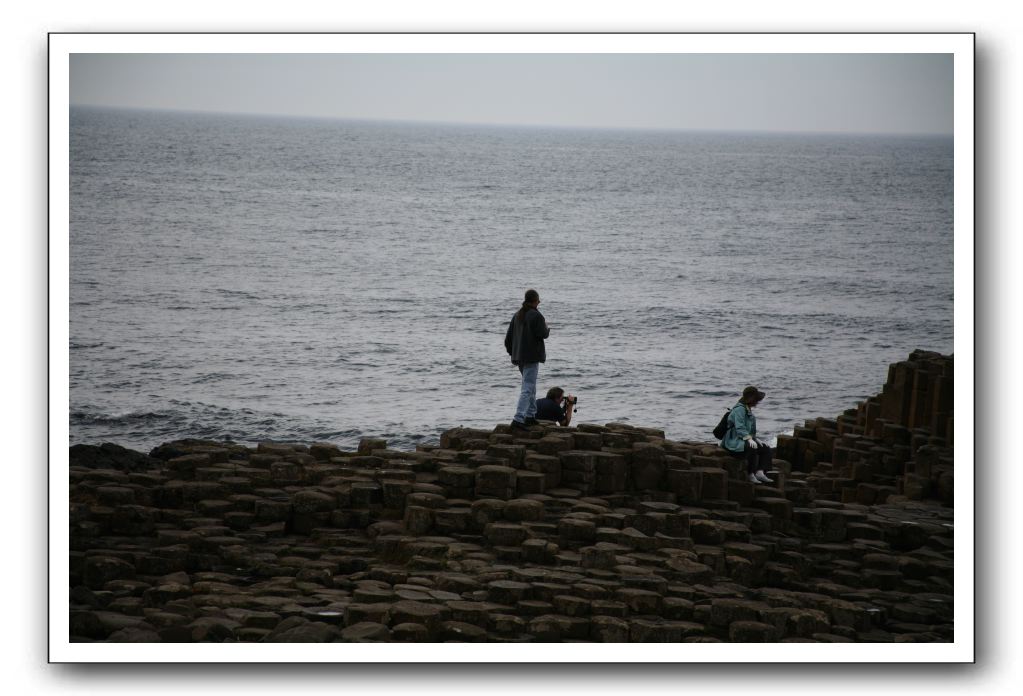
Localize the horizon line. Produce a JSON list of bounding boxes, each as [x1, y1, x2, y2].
[[69, 103, 954, 139]]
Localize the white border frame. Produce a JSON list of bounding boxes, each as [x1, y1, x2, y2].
[[49, 32, 974, 663]]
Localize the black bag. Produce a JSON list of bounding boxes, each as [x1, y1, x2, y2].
[[712, 407, 733, 440]]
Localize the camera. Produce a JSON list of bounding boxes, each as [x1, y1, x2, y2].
[[565, 395, 578, 405]]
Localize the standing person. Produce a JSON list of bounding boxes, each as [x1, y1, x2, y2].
[[504, 289, 550, 431], [720, 386, 775, 484], [535, 387, 576, 427]]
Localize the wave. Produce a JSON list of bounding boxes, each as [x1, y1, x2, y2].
[[213, 288, 262, 300], [673, 389, 732, 398], [69, 113, 952, 455], [71, 408, 179, 426], [70, 400, 391, 452], [190, 373, 236, 385]]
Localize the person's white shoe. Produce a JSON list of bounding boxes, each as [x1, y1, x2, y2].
[[755, 471, 774, 484], [748, 473, 760, 484]]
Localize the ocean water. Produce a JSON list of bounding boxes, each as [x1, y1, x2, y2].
[[69, 107, 954, 452]]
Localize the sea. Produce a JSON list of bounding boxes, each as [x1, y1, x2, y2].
[[69, 107, 954, 453]]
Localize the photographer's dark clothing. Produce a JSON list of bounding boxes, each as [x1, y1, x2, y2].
[[535, 397, 567, 423], [504, 308, 550, 365]]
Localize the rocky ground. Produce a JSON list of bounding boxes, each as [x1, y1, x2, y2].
[[68, 351, 954, 643]]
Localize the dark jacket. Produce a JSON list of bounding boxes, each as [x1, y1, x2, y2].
[[505, 307, 550, 365], [535, 397, 567, 424]]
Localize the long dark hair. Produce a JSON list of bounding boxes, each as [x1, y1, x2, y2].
[[515, 289, 540, 324]]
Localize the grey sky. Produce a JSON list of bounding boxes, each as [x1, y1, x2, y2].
[[70, 53, 952, 135]]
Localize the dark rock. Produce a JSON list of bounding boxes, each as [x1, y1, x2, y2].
[[265, 619, 341, 642], [107, 626, 161, 642], [71, 442, 160, 472], [67, 352, 954, 644], [83, 556, 136, 590], [728, 620, 778, 642], [590, 615, 630, 642]]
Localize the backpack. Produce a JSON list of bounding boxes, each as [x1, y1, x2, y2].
[[712, 407, 733, 440]]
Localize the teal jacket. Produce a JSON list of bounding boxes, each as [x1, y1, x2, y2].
[[721, 401, 756, 453]]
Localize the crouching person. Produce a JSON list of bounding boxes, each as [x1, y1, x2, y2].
[[721, 386, 774, 484], [534, 387, 576, 427]]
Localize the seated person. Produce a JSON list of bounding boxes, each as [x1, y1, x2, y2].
[[534, 387, 576, 426], [720, 385, 774, 484]]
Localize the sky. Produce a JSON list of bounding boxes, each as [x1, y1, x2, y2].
[[69, 53, 953, 135]]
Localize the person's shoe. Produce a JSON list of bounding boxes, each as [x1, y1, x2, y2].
[[748, 473, 760, 484], [524, 418, 539, 426], [510, 420, 529, 431], [755, 470, 774, 484]]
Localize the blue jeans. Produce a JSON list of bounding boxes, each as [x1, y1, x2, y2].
[[513, 362, 539, 423]]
